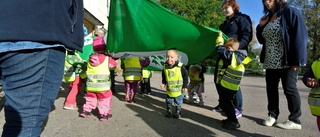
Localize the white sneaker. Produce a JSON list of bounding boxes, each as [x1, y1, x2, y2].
[[263, 116, 276, 127], [275, 120, 302, 130]]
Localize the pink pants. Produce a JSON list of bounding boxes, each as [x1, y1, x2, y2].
[[125, 81, 138, 100], [82, 90, 112, 115], [65, 76, 82, 105]]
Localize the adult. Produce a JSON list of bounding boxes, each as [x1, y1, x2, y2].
[[256, 0, 308, 130], [0, 1, 84, 136], [212, 0, 253, 118]]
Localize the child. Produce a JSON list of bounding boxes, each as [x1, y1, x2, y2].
[[123, 56, 150, 103], [79, 34, 117, 122], [215, 33, 248, 129], [186, 63, 205, 106], [302, 58, 320, 131], [63, 51, 87, 110], [140, 65, 152, 94], [160, 49, 188, 119]]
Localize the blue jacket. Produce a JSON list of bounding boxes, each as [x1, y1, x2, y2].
[[0, 0, 84, 51], [256, 6, 308, 66], [219, 12, 253, 51]]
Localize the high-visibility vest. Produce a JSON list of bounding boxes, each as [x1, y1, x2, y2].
[[164, 62, 183, 97], [142, 68, 152, 78], [308, 59, 320, 116], [86, 57, 111, 92], [217, 53, 249, 91], [124, 57, 142, 81], [188, 64, 202, 85], [64, 52, 86, 82]]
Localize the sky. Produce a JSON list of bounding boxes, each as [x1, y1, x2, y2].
[[237, 0, 264, 26]]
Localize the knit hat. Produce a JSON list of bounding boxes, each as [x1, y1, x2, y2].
[[93, 36, 106, 52]]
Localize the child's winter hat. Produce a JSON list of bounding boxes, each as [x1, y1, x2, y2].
[[92, 36, 106, 52]]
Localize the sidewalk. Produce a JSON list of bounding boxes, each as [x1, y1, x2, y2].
[[0, 72, 318, 137]]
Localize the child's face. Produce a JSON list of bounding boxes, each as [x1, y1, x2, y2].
[[166, 50, 178, 66]]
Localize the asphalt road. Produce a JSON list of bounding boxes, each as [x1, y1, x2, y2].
[[0, 72, 319, 137]]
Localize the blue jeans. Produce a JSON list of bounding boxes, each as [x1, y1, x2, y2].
[[265, 68, 301, 124], [0, 47, 65, 137], [166, 94, 184, 110]]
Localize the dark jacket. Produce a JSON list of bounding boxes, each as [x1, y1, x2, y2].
[[214, 46, 247, 83], [162, 61, 189, 89], [0, 0, 84, 51], [256, 6, 308, 66], [219, 12, 253, 51]]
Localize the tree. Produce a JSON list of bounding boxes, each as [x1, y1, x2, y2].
[[159, 0, 225, 66], [160, 0, 225, 29], [287, 0, 320, 66]]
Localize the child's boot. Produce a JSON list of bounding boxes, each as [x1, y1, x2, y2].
[[173, 106, 181, 119], [165, 104, 173, 118], [198, 96, 204, 107], [125, 90, 130, 101]]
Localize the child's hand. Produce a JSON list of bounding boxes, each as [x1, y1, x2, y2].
[[182, 88, 187, 93], [160, 84, 166, 89], [307, 78, 319, 87], [216, 32, 224, 47]]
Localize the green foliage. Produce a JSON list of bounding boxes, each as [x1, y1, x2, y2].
[[160, 0, 225, 28], [287, 0, 320, 66]]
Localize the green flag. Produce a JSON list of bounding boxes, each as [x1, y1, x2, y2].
[[107, 0, 226, 70], [78, 35, 95, 61]]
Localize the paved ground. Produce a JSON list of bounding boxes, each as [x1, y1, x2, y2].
[[0, 72, 319, 137]]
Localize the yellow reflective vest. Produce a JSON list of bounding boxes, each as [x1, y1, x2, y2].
[[308, 59, 320, 116], [188, 64, 202, 85], [217, 53, 250, 91], [64, 52, 86, 82], [142, 68, 152, 78], [164, 62, 183, 97], [86, 57, 111, 92], [124, 57, 142, 81]]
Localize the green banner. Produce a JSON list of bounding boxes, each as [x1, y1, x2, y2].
[[107, 0, 227, 66]]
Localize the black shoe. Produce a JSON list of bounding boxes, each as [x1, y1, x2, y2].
[[165, 110, 173, 118], [221, 119, 228, 125], [222, 120, 240, 130], [173, 110, 181, 119]]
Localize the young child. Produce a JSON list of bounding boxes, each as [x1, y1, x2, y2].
[[79, 34, 117, 122], [63, 51, 87, 110], [302, 58, 320, 131], [186, 63, 205, 106], [160, 49, 188, 119], [123, 56, 150, 103], [140, 66, 152, 94], [215, 33, 248, 129]]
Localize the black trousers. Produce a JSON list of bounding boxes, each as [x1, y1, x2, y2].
[[216, 84, 238, 123]]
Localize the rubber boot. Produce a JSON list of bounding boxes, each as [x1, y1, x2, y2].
[[173, 106, 181, 119], [165, 104, 173, 118]]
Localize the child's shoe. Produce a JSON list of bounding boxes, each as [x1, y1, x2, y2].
[[79, 111, 92, 118], [198, 101, 204, 107], [222, 120, 240, 130], [173, 110, 181, 119], [99, 114, 112, 122], [63, 104, 78, 110], [125, 95, 130, 101], [165, 109, 173, 118]]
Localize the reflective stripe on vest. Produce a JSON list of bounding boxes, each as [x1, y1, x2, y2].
[[86, 57, 111, 92], [308, 59, 320, 116], [142, 69, 152, 78], [164, 62, 183, 97], [124, 57, 141, 81], [219, 53, 245, 91]]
